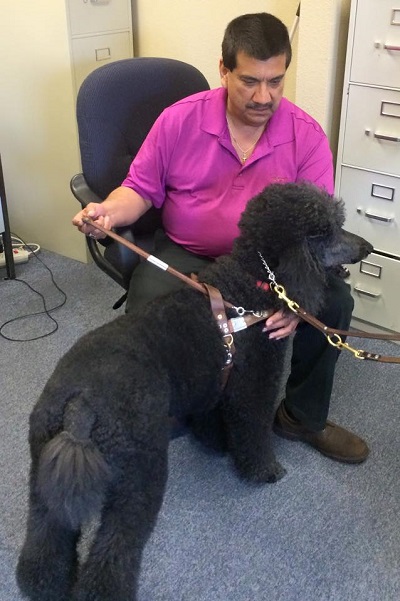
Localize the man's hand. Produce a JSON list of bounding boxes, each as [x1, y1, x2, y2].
[[72, 203, 111, 240], [72, 187, 152, 240], [263, 309, 300, 340]]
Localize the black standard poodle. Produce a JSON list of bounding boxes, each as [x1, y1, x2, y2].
[[17, 183, 373, 601]]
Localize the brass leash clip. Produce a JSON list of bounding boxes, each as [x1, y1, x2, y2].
[[271, 284, 300, 313], [327, 333, 365, 359]]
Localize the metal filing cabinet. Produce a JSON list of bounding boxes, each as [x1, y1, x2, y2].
[[66, 0, 134, 94], [335, 0, 400, 332]]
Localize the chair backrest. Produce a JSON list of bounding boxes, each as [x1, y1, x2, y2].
[[74, 57, 209, 295], [76, 57, 210, 202]]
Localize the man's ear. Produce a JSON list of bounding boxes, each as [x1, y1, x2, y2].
[[219, 59, 229, 88]]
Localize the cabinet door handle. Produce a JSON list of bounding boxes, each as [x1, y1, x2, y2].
[[354, 287, 381, 298], [384, 44, 400, 51], [373, 132, 400, 142]]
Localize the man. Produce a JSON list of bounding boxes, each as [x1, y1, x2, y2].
[[73, 13, 368, 464]]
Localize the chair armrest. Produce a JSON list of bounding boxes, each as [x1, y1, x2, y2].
[[70, 172, 140, 290], [70, 173, 103, 207], [70, 172, 112, 248]]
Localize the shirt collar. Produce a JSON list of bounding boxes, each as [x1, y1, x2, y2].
[[201, 87, 229, 136]]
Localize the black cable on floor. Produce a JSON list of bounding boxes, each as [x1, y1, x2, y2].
[[0, 242, 67, 342]]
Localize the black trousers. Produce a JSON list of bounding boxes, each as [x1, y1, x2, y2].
[[126, 231, 354, 431]]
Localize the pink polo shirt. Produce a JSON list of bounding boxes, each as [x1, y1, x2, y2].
[[122, 87, 333, 257]]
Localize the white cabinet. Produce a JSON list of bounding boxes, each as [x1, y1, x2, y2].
[[335, 0, 400, 332], [350, 4, 400, 88], [343, 86, 400, 174], [66, 0, 133, 94], [339, 167, 400, 257]]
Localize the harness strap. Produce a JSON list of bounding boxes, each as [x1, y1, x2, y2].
[[202, 283, 235, 389], [202, 285, 271, 388]]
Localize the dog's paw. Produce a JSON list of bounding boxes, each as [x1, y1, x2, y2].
[[236, 459, 287, 483], [261, 461, 287, 483]]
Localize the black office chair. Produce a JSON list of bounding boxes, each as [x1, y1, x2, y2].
[[70, 57, 210, 308]]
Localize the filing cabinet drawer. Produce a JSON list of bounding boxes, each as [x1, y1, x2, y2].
[[339, 166, 400, 255], [343, 85, 400, 175], [350, 0, 400, 88], [67, 0, 131, 36], [348, 252, 400, 331], [71, 31, 133, 91]]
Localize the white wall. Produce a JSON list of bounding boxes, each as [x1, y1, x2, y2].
[[295, 0, 351, 162], [0, 1, 86, 261], [133, 0, 300, 100]]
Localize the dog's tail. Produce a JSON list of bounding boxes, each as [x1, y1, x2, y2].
[[37, 394, 112, 530]]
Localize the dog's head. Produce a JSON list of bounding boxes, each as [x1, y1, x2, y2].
[[233, 182, 373, 314]]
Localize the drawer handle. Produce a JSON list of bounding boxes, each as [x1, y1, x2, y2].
[[373, 132, 400, 143], [384, 44, 400, 51], [364, 210, 393, 223], [95, 47, 111, 61], [354, 287, 381, 298], [357, 208, 394, 222]]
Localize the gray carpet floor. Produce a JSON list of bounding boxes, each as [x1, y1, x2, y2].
[[1, 250, 399, 600]]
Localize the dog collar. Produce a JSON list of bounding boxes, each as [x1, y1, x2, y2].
[[256, 280, 270, 292]]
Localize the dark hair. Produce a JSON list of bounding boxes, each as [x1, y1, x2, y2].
[[222, 13, 292, 71]]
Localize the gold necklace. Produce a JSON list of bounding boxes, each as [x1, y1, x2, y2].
[[226, 117, 264, 163]]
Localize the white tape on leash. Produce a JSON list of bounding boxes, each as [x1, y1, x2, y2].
[[147, 255, 169, 271]]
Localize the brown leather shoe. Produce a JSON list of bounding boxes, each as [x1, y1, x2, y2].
[[273, 401, 369, 464]]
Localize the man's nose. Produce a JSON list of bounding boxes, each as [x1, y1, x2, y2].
[[253, 83, 272, 105]]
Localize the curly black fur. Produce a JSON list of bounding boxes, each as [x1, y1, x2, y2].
[[17, 183, 373, 601]]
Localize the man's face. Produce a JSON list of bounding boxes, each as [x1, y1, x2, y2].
[[220, 51, 287, 127]]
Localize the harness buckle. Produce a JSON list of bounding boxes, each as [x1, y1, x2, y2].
[[223, 334, 234, 365]]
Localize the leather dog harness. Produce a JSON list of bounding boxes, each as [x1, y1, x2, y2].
[[202, 282, 271, 387], [82, 218, 400, 365], [83, 218, 271, 386]]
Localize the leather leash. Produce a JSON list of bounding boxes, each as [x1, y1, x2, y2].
[[271, 284, 400, 364], [83, 218, 400, 364], [82, 217, 272, 350]]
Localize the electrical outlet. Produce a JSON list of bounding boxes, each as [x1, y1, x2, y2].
[[0, 247, 29, 267]]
